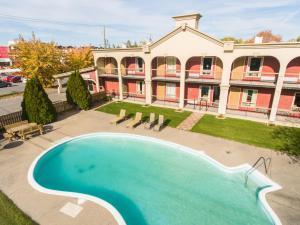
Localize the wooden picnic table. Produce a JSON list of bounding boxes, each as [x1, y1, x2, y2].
[[6, 123, 38, 135]]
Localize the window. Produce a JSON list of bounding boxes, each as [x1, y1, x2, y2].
[[136, 81, 145, 95], [242, 89, 258, 107], [166, 57, 176, 74], [202, 57, 213, 72], [249, 57, 262, 72], [135, 58, 144, 72], [200, 86, 210, 100], [166, 83, 176, 98], [86, 80, 95, 92], [294, 93, 300, 108]]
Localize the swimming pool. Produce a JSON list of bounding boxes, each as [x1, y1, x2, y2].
[[28, 133, 281, 225]]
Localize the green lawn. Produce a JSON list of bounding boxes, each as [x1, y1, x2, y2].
[[191, 114, 283, 150], [97, 102, 191, 128], [0, 190, 37, 225]]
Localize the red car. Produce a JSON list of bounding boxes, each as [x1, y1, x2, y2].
[[2, 75, 14, 82], [2, 75, 22, 83], [11, 76, 22, 83]]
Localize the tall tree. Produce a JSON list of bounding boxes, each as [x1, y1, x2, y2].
[[246, 30, 282, 43], [66, 70, 91, 110], [10, 34, 63, 87], [297, 36, 300, 42], [22, 76, 56, 124], [63, 47, 94, 71]]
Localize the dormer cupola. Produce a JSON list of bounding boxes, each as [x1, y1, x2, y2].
[[172, 13, 202, 30]]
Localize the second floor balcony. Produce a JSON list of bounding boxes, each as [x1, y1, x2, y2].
[[185, 56, 223, 82], [151, 56, 181, 81], [230, 56, 279, 87], [121, 57, 145, 78]]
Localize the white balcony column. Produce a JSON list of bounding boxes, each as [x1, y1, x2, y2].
[[117, 58, 123, 100], [144, 56, 152, 105], [94, 65, 100, 92], [269, 61, 288, 122], [179, 58, 187, 109], [218, 58, 233, 115], [57, 78, 62, 94]]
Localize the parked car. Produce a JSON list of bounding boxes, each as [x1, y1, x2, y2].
[[2, 75, 14, 82], [11, 76, 22, 83], [0, 80, 12, 88], [2, 75, 22, 83]]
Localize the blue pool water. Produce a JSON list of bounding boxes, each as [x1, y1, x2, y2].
[[32, 133, 276, 225]]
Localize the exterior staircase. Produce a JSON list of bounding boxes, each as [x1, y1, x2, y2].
[[177, 112, 204, 131]]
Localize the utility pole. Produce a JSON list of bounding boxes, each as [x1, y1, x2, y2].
[[103, 26, 107, 48]]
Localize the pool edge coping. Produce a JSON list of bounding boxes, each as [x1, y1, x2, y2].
[[27, 132, 282, 225]]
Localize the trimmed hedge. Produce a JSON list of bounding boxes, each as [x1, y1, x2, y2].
[[66, 70, 91, 110], [21, 76, 56, 124]]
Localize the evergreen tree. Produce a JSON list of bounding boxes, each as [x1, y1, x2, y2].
[[21, 76, 57, 124], [66, 70, 91, 110]]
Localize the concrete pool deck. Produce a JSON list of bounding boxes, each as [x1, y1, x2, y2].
[[0, 109, 299, 225]]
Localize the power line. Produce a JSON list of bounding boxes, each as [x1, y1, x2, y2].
[[0, 13, 104, 27]]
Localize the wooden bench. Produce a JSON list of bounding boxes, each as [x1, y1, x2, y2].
[[19, 124, 44, 140], [4, 120, 28, 132]]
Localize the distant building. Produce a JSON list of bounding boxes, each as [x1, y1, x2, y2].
[[0, 46, 11, 68]]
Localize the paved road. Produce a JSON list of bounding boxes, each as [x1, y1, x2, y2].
[[0, 88, 66, 115], [0, 82, 25, 95]]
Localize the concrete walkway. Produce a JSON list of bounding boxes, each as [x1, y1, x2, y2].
[[177, 112, 203, 130], [0, 109, 299, 225]]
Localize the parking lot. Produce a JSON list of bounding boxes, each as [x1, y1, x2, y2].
[[0, 87, 66, 115], [0, 82, 25, 96]]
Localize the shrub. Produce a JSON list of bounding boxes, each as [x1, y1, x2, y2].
[[21, 76, 56, 124], [66, 70, 91, 110], [272, 127, 300, 160]]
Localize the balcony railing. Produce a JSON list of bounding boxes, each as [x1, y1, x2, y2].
[[98, 67, 118, 75], [185, 70, 214, 79], [152, 69, 181, 78], [283, 73, 300, 83], [184, 97, 219, 111], [242, 72, 278, 82], [123, 68, 145, 76]]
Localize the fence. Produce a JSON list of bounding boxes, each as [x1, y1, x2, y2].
[[0, 92, 108, 129]]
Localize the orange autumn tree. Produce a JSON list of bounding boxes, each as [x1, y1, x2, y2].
[[11, 34, 63, 87], [63, 47, 94, 71], [246, 30, 282, 43]]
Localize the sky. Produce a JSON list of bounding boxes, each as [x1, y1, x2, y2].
[[0, 0, 299, 47]]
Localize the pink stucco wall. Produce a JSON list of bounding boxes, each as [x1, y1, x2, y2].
[[124, 57, 145, 75], [186, 57, 201, 71], [278, 90, 295, 110], [185, 83, 199, 99], [262, 57, 279, 75], [285, 57, 300, 76], [103, 78, 119, 93]]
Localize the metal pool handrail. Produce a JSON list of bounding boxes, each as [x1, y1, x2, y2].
[[245, 156, 272, 185]]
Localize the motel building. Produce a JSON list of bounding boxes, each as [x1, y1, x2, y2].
[[56, 13, 300, 124]]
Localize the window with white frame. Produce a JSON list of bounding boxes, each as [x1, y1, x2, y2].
[[202, 57, 213, 75], [135, 58, 144, 72], [247, 57, 262, 77], [242, 89, 258, 107], [199, 86, 210, 101], [166, 57, 177, 74], [136, 81, 145, 95], [293, 93, 300, 109], [166, 83, 176, 98], [85, 80, 95, 92]]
